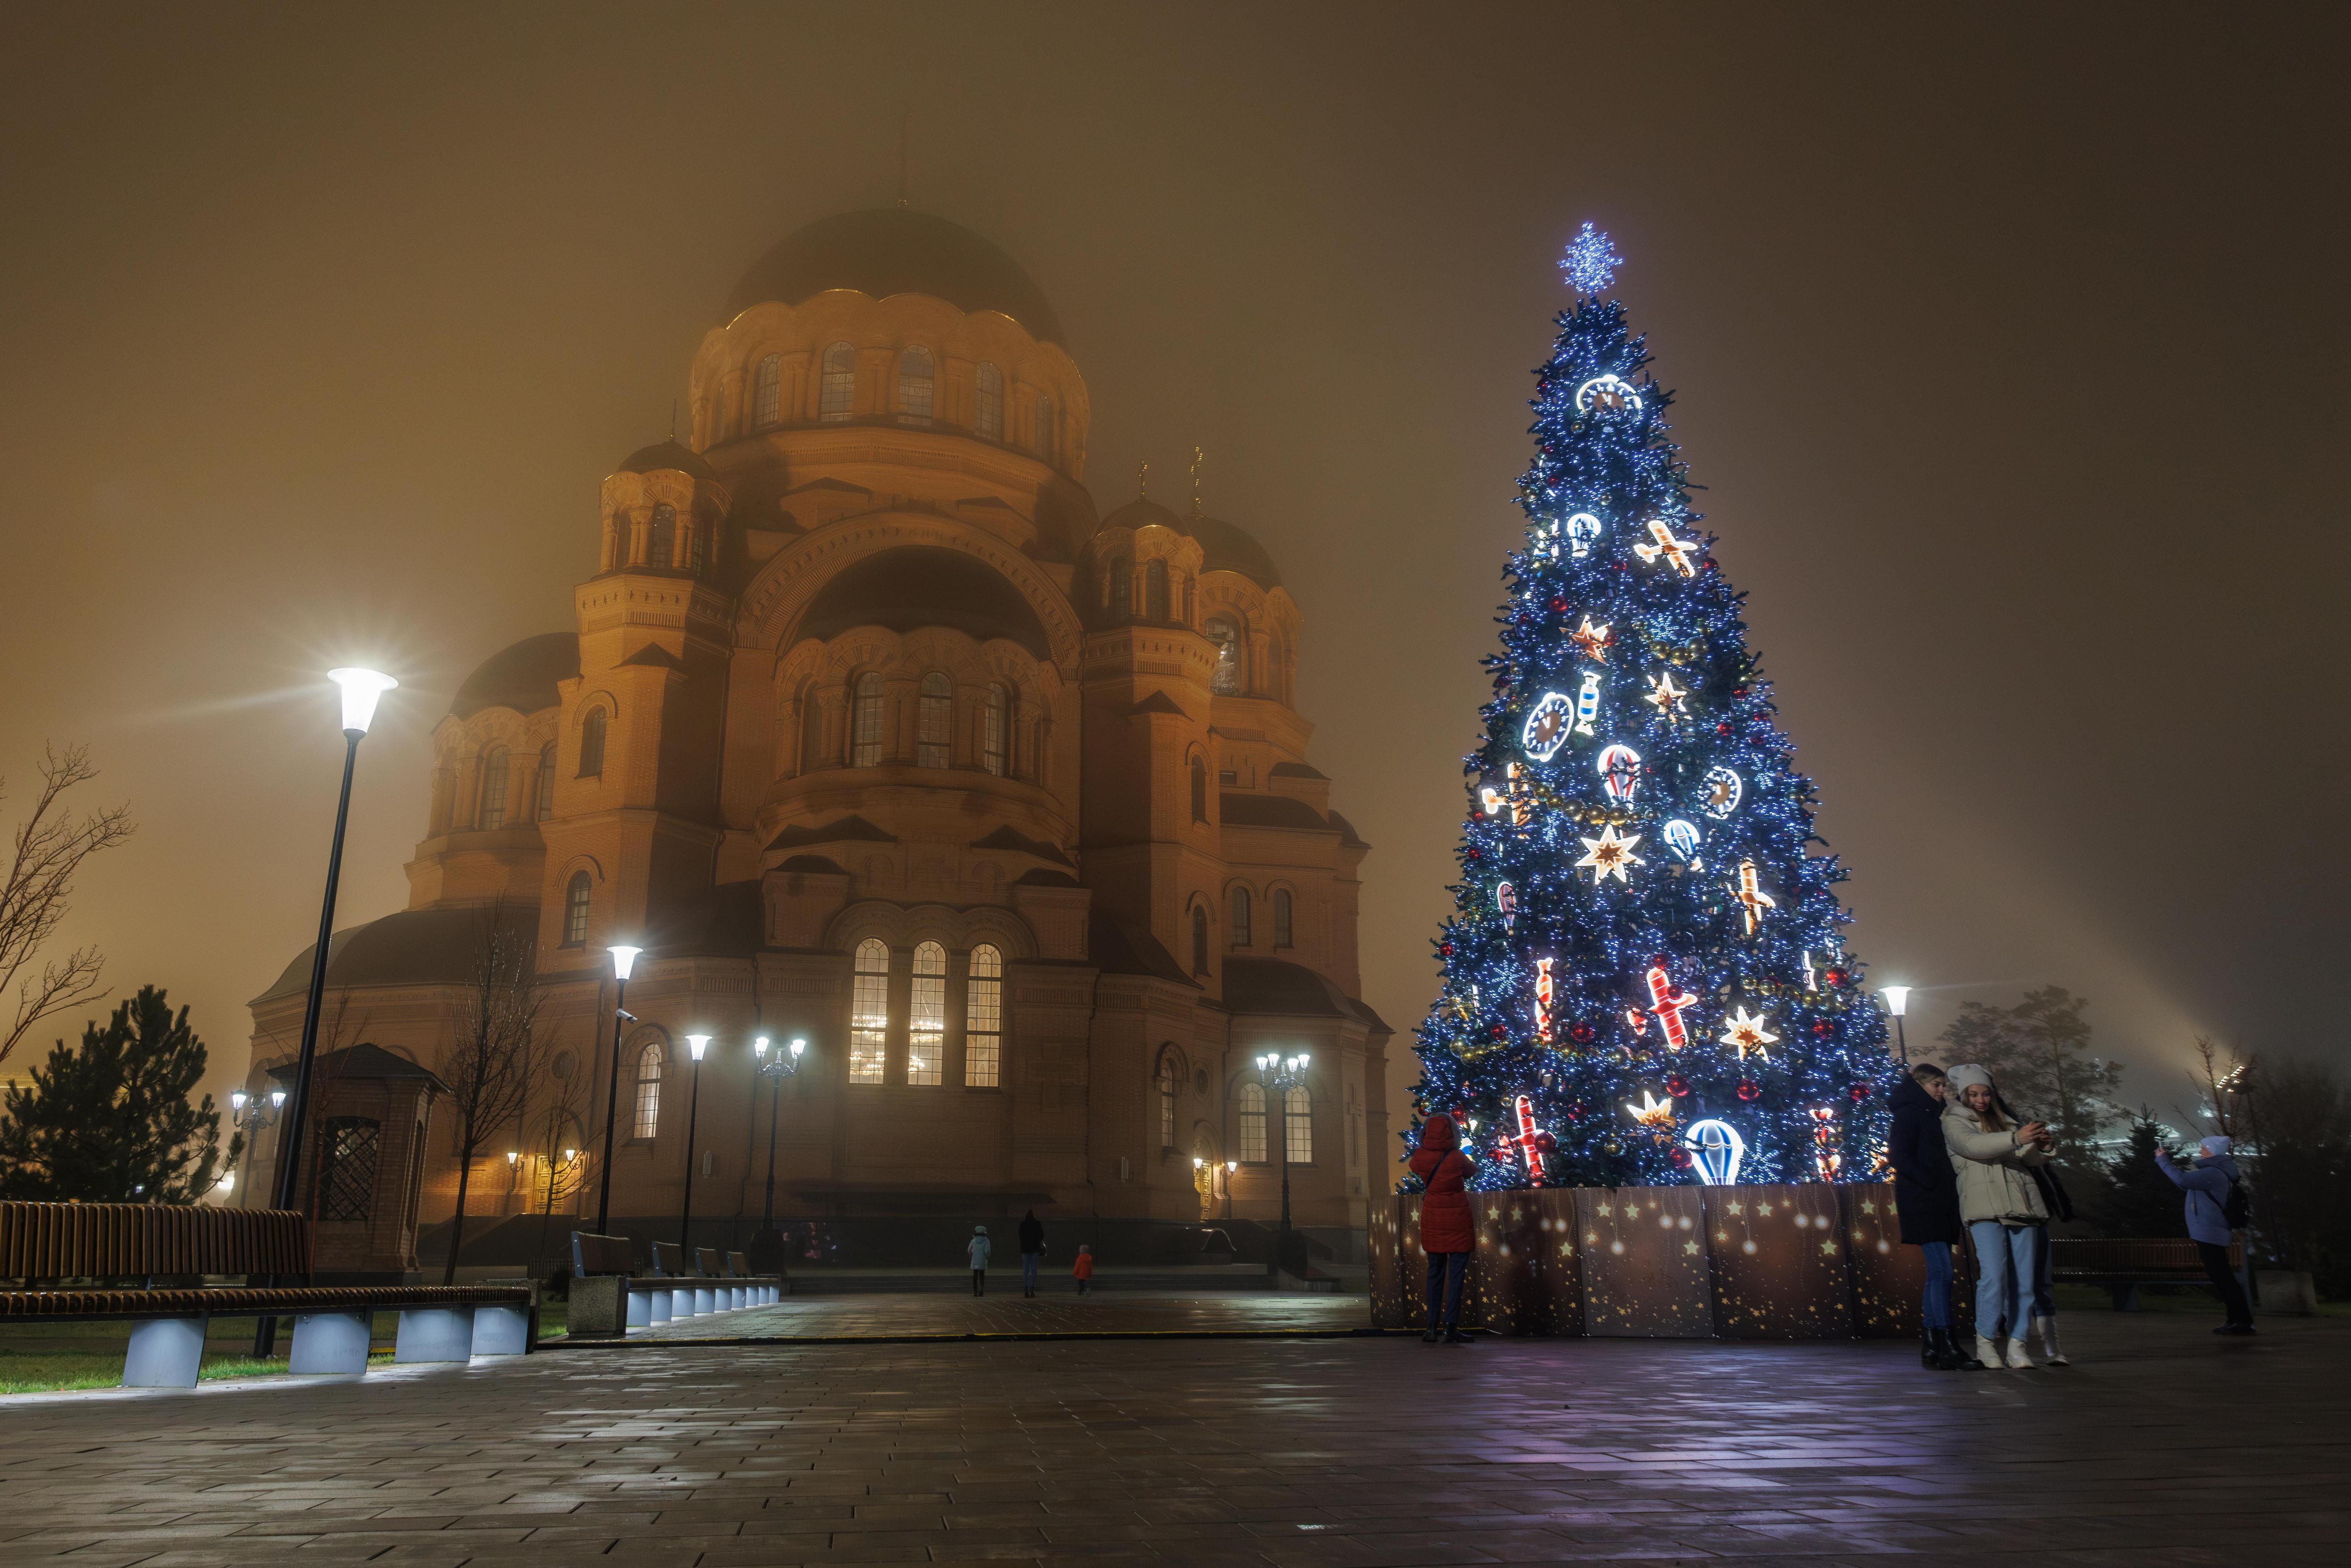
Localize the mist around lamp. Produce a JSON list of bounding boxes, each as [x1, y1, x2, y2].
[[326, 667, 398, 735], [1879, 985, 1912, 1064]]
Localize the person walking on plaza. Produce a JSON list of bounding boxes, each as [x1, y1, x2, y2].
[[1017, 1208, 1045, 1298], [1408, 1111, 1475, 1345], [1888, 1063, 1971, 1371], [2156, 1135, 2256, 1335], [967, 1224, 991, 1296], [1073, 1243, 1093, 1296], [1942, 1064, 2054, 1370]]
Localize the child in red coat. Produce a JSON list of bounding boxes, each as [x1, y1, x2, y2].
[[1408, 1112, 1475, 1344], [1073, 1244, 1094, 1296]]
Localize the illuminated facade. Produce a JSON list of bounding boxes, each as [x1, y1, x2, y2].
[[245, 210, 1389, 1262]]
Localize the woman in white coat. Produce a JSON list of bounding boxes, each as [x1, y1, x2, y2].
[[1942, 1064, 2056, 1369]]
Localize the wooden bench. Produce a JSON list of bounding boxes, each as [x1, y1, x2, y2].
[[0, 1200, 534, 1387], [2051, 1236, 2244, 1310], [568, 1231, 679, 1334]]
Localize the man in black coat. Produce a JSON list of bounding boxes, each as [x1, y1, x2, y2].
[[1887, 1063, 1972, 1370], [1017, 1209, 1046, 1298]]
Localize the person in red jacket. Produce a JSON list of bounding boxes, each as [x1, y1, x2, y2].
[[1408, 1112, 1475, 1344]]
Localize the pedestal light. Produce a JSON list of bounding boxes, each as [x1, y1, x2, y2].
[[1256, 1051, 1311, 1271], [752, 1036, 806, 1249], [592, 944, 642, 1233], [255, 667, 395, 1357], [678, 1034, 710, 1254], [1880, 986, 1912, 1065]]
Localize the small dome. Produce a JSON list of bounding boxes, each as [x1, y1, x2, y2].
[[1185, 513, 1282, 590], [450, 633, 579, 719], [616, 439, 718, 483], [1100, 497, 1185, 535], [726, 208, 1065, 346], [799, 547, 1052, 660]]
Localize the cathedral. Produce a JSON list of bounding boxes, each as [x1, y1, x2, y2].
[[243, 208, 1390, 1273]]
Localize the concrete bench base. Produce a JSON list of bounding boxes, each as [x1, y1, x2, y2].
[[290, 1310, 372, 1375], [394, 1307, 475, 1363], [124, 1316, 209, 1388]]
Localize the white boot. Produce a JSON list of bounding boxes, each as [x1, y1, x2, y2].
[[1975, 1334, 2004, 1369], [2033, 1315, 2069, 1366], [2004, 1336, 2035, 1369]]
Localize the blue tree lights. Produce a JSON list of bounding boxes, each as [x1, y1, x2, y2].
[[1414, 225, 1898, 1190]]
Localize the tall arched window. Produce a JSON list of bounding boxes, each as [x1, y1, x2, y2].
[[982, 683, 1010, 777], [1190, 904, 1209, 975], [707, 384, 728, 444], [908, 940, 946, 1085], [645, 504, 675, 569], [850, 672, 884, 767], [535, 742, 555, 821], [1230, 886, 1252, 949], [820, 342, 856, 421], [1239, 1081, 1267, 1164], [576, 709, 607, 778], [965, 944, 1003, 1087], [562, 871, 591, 946], [632, 1040, 663, 1139], [850, 938, 890, 1084], [754, 353, 782, 428], [1273, 887, 1293, 948], [1206, 616, 1244, 695], [975, 361, 1003, 439], [1108, 558, 1131, 620], [1158, 1056, 1178, 1149], [1034, 392, 1055, 462], [897, 345, 933, 424], [1144, 559, 1169, 621], [1190, 756, 1208, 823], [1285, 1086, 1313, 1164], [917, 672, 952, 768], [477, 748, 511, 832], [797, 682, 824, 775]]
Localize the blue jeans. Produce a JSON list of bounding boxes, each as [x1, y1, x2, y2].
[[1425, 1251, 1467, 1330], [1968, 1221, 2047, 1338], [1920, 1241, 1954, 1329], [1021, 1253, 1040, 1290]]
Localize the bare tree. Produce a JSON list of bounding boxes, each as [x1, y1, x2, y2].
[[2183, 1035, 2256, 1146], [440, 901, 540, 1284], [0, 745, 135, 1071], [529, 1058, 592, 1275]]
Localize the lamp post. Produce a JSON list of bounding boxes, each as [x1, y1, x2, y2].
[[1880, 986, 1912, 1065], [255, 667, 394, 1358], [592, 944, 642, 1233], [752, 1035, 805, 1248], [677, 1033, 710, 1257], [1226, 1158, 1238, 1221], [1256, 1050, 1310, 1270]]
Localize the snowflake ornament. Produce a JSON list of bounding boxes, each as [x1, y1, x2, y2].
[[1560, 221, 1622, 295]]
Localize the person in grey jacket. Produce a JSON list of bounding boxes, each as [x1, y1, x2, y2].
[[1942, 1064, 2055, 1369], [2155, 1135, 2255, 1334]]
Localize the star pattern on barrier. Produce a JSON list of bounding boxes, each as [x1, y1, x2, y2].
[[1570, 616, 1614, 662], [1820, 1240, 1838, 1256], [1559, 221, 1622, 294], [1683, 1240, 1700, 1256], [1577, 824, 1645, 884], [1644, 671, 1688, 719], [1720, 1005, 1780, 1062]]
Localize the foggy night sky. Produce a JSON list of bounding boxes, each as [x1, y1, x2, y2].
[[2, 4, 2345, 1134]]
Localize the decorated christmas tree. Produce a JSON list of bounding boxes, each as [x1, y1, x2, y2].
[[1414, 223, 1897, 1190]]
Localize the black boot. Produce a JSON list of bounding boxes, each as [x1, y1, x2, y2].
[[1421, 1325, 1442, 1343], [1920, 1329, 1945, 1370], [1925, 1327, 1962, 1370]]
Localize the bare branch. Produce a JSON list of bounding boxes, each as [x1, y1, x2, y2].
[[0, 745, 137, 1069]]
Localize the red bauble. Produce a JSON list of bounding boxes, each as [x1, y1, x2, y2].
[[1736, 1080, 1761, 1102], [1716, 722, 1731, 735], [1848, 1083, 1869, 1103], [1533, 1131, 1558, 1154], [1569, 1022, 1594, 1044], [1564, 1100, 1588, 1122], [1465, 848, 1480, 862], [1490, 1024, 1507, 1039], [1438, 943, 1452, 956], [1669, 1146, 1694, 1168], [1548, 597, 1569, 614], [1665, 1075, 1690, 1097], [1811, 1020, 1832, 1038], [1824, 969, 1846, 986], [1732, 686, 1748, 698]]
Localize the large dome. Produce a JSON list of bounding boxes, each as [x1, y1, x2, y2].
[[725, 208, 1065, 346]]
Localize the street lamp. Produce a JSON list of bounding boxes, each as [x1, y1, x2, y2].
[[257, 666, 394, 1357], [1256, 1051, 1311, 1272], [1880, 985, 1912, 1064], [678, 1033, 710, 1257], [752, 1035, 805, 1255], [592, 943, 642, 1233], [1226, 1159, 1239, 1221]]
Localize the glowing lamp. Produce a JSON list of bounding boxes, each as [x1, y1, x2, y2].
[[505, 1150, 519, 1166], [754, 1036, 771, 1058], [215, 1171, 234, 1192], [608, 944, 642, 981], [1192, 1156, 1205, 1169], [1226, 1160, 1238, 1173], [686, 1033, 710, 1062], [269, 1088, 287, 1110], [789, 1037, 805, 1058], [326, 667, 398, 735], [230, 1089, 248, 1113], [564, 1148, 577, 1162], [1880, 985, 1912, 1018]]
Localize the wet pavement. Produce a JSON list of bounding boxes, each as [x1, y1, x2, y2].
[[621, 1289, 1370, 1340], [0, 1304, 2342, 1566]]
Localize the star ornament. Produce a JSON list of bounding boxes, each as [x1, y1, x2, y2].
[[1625, 1089, 1677, 1129], [1559, 221, 1622, 295], [1570, 616, 1614, 662], [1576, 824, 1645, 884], [1720, 1006, 1780, 1062], [1643, 671, 1688, 719]]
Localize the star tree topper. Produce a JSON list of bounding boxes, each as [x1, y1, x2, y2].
[[1559, 221, 1622, 295]]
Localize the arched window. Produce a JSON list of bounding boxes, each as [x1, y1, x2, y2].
[[1273, 887, 1293, 948], [1239, 1081, 1267, 1164], [707, 384, 727, 445], [1285, 1085, 1313, 1164], [917, 672, 952, 768], [632, 1039, 663, 1139], [646, 504, 675, 569], [477, 747, 511, 832], [685, 518, 708, 578], [908, 940, 946, 1085], [1034, 392, 1055, 462], [850, 672, 884, 767], [1230, 886, 1251, 949], [797, 682, 824, 775], [754, 353, 782, 428], [1190, 756, 1208, 823], [1159, 1056, 1178, 1149], [562, 871, 592, 946], [1144, 559, 1169, 621], [965, 944, 1003, 1087], [1270, 633, 1288, 702], [535, 742, 556, 821], [576, 709, 607, 778], [1206, 616, 1244, 695], [1190, 903, 1209, 975], [849, 938, 889, 1083], [818, 341, 857, 421], [1108, 558, 1131, 620], [982, 683, 1010, 777], [897, 345, 933, 424], [975, 362, 1004, 439]]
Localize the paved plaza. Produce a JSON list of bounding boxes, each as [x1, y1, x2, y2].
[[0, 1302, 2343, 1568]]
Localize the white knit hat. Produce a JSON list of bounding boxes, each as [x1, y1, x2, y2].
[[2200, 1135, 2232, 1157]]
